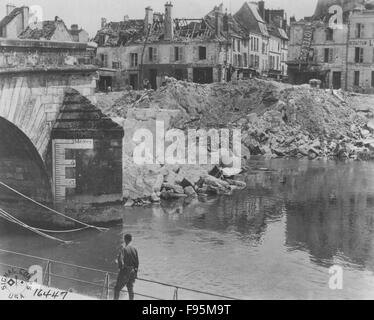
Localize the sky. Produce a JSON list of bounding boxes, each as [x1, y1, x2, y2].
[[0, 0, 319, 38]]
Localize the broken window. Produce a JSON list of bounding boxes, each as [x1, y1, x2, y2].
[[326, 28, 334, 41], [199, 46, 207, 60], [354, 71, 360, 86], [130, 53, 138, 67], [355, 47, 364, 63]]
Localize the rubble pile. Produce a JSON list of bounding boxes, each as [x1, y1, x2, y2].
[[123, 164, 247, 206], [98, 78, 374, 161]]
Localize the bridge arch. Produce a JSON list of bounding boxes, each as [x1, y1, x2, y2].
[[0, 116, 52, 202]]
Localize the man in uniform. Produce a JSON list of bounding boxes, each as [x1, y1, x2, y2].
[[114, 234, 139, 300]]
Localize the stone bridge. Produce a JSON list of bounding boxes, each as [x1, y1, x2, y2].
[[0, 38, 123, 206]]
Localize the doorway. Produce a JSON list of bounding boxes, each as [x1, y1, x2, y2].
[[332, 71, 342, 89], [129, 74, 138, 90], [150, 69, 158, 90], [193, 68, 213, 84]]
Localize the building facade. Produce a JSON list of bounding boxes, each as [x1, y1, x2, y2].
[[94, 1, 289, 91], [287, 0, 374, 92], [95, 3, 235, 91]]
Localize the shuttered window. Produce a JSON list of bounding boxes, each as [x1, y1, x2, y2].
[[355, 47, 364, 63], [149, 47, 158, 62]]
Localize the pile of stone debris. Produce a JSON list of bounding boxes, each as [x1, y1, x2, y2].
[[97, 77, 374, 162], [124, 164, 246, 207]]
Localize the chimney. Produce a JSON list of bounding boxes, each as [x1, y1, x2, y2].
[[164, 2, 173, 41], [21, 6, 29, 31], [144, 6, 153, 27], [223, 10, 229, 32], [71, 24, 79, 31], [124, 15, 129, 22], [215, 6, 223, 36], [101, 18, 107, 28], [6, 3, 16, 15], [258, 1, 265, 20]]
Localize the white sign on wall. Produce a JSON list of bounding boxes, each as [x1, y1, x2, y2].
[[52, 139, 94, 203]]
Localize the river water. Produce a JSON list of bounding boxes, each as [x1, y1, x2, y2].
[[1, 159, 374, 300]]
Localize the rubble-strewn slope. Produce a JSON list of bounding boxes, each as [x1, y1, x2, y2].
[[97, 78, 374, 161]]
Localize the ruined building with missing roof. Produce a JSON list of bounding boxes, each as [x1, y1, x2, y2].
[[287, 0, 374, 93], [94, 1, 289, 91]]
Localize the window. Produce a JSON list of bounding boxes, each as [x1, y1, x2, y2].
[[238, 54, 243, 67], [250, 37, 253, 51], [355, 47, 364, 63], [100, 54, 108, 67], [149, 47, 158, 62], [112, 61, 120, 69], [262, 42, 266, 54], [356, 23, 364, 38], [255, 55, 260, 68], [372, 71, 374, 87], [326, 28, 334, 41], [354, 71, 360, 86], [130, 53, 138, 67], [243, 53, 248, 67], [324, 48, 333, 63], [172, 47, 184, 62], [238, 39, 241, 52], [199, 46, 207, 60]]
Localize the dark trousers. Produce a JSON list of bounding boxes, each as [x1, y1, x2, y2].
[[114, 268, 136, 300]]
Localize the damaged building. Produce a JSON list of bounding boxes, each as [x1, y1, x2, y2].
[[288, 0, 374, 92], [94, 3, 235, 91], [94, 1, 289, 91]]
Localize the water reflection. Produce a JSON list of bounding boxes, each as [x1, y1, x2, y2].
[[1, 159, 374, 299]]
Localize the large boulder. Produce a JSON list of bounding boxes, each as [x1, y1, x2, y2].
[[122, 155, 164, 200]]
